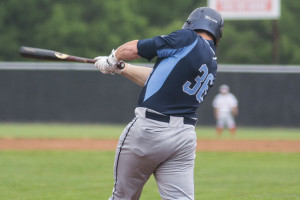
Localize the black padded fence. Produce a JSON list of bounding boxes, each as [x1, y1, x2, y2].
[[0, 63, 299, 127]]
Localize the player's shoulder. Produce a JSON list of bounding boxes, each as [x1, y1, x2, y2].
[[173, 29, 197, 36], [227, 93, 236, 98], [213, 93, 222, 100], [212, 94, 222, 105], [171, 29, 198, 41], [157, 29, 198, 47], [226, 93, 238, 101]]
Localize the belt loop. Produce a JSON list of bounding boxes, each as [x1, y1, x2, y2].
[[135, 107, 147, 118], [169, 116, 184, 127]]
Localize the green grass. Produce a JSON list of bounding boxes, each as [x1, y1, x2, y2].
[[195, 152, 300, 199], [0, 151, 299, 200], [0, 123, 300, 140], [0, 151, 114, 200], [0, 123, 124, 139], [0, 123, 299, 199]]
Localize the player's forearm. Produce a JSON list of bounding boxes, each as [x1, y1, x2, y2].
[[119, 63, 152, 86], [113, 40, 152, 86], [115, 40, 141, 61]]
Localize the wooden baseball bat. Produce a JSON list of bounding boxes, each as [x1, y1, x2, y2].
[[19, 46, 125, 69]]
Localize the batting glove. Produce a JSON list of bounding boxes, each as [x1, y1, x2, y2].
[[107, 49, 118, 67], [94, 49, 119, 75], [94, 56, 115, 74]]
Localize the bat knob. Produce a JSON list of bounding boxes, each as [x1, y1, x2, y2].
[[117, 61, 125, 69]]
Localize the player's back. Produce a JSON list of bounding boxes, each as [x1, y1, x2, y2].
[[138, 29, 218, 118]]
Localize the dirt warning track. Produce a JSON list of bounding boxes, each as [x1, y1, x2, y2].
[[0, 139, 299, 152]]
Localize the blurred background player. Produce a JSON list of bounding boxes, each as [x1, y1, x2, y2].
[[212, 84, 238, 137]]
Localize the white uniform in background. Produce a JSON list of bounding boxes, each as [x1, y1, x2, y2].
[[212, 85, 238, 135]]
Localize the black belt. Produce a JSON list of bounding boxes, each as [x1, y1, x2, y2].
[[145, 110, 197, 126]]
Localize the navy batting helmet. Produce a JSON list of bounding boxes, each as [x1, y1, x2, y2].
[[182, 7, 224, 46]]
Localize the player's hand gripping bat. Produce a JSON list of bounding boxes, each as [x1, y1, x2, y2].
[[19, 46, 125, 69]]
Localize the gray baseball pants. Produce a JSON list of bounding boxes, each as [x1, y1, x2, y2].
[[109, 107, 197, 200]]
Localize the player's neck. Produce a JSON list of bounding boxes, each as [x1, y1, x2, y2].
[[197, 32, 214, 42]]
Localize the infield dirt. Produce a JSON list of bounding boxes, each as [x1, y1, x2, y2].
[[0, 139, 299, 152]]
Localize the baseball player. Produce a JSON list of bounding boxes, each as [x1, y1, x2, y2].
[[212, 84, 238, 137], [94, 7, 224, 200]]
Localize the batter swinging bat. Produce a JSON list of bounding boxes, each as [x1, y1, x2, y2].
[[19, 46, 125, 69]]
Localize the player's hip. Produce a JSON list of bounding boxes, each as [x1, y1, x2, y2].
[[118, 107, 197, 157], [135, 107, 197, 127]]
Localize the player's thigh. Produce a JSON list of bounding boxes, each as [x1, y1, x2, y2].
[[111, 117, 157, 199], [154, 132, 196, 200], [226, 115, 236, 128], [217, 115, 226, 128]]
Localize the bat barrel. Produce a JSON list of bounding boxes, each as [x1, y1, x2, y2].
[[19, 46, 61, 61], [19, 46, 95, 63], [19, 46, 126, 68]]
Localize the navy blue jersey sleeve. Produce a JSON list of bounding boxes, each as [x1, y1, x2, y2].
[[137, 29, 197, 61], [137, 39, 157, 61], [153, 29, 197, 58]]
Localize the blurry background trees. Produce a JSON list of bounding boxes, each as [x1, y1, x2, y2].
[[0, 0, 299, 64]]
